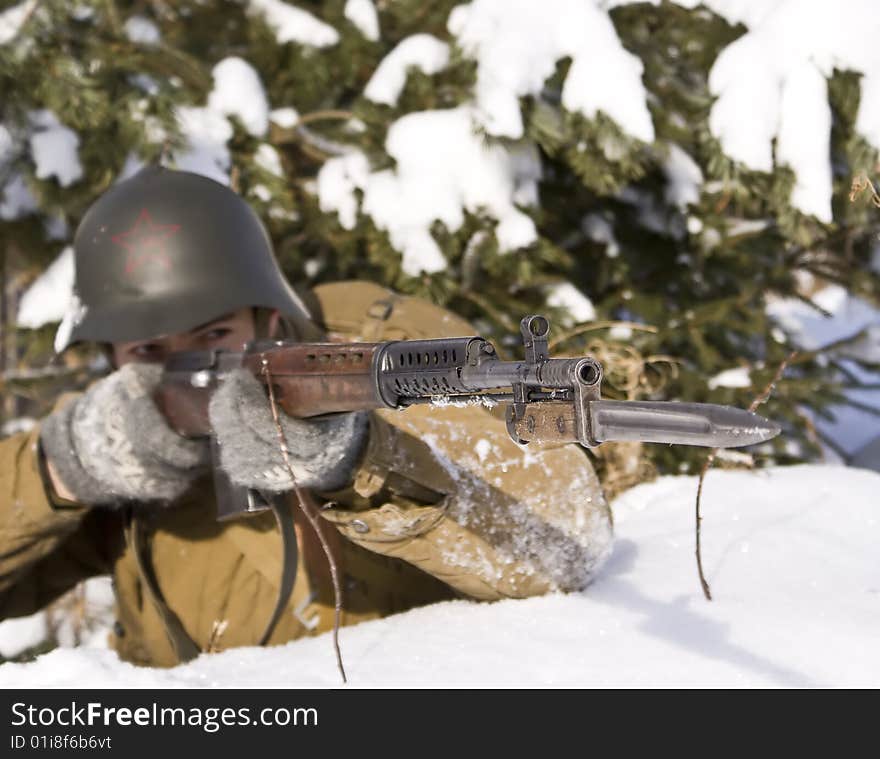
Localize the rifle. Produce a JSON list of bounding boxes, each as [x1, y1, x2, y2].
[[155, 315, 780, 520]]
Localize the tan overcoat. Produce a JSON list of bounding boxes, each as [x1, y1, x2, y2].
[[0, 281, 612, 667]]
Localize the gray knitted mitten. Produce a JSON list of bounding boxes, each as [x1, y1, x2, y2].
[[208, 368, 368, 493], [40, 363, 209, 505]]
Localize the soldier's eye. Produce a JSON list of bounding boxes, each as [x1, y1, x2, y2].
[[130, 343, 162, 359], [200, 328, 232, 342]]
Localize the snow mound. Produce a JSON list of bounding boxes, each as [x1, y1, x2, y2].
[[1, 466, 876, 687]]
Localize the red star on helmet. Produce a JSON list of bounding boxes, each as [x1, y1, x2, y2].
[[111, 209, 182, 275]]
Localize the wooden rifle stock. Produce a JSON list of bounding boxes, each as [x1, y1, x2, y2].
[[155, 342, 387, 438]]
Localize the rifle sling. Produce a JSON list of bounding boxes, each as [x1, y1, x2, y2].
[[124, 495, 300, 665], [258, 495, 298, 645], [124, 511, 201, 665]]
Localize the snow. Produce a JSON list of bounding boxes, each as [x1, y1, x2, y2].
[[606, 0, 880, 221], [249, 0, 339, 48], [1, 466, 877, 687], [582, 213, 620, 257], [117, 152, 146, 182], [546, 282, 597, 324], [364, 35, 450, 106], [208, 58, 270, 137], [53, 293, 88, 353], [43, 213, 68, 240], [254, 144, 283, 176], [0, 173, 38, 220], [474, 438, 492, 463], [0, 417, 36, 438], [344, 0, 380, 42], [270, 107, 300, 128], [317, 106, 540, 274], [16, 246, 74, 329], [701, 0, 880, 222], [767, 284, 880, 457], [0, 615, 46, 659], [172, 57, 275, 180], [0, 0, 36, 45], [28, 111, 83, 188], [317, 151, 369, 231], [449, 0, 654, 142], [708, 366, 752, 390], [0, 577, 113, 660], [124, 15, 161, 45], [852, 436, 880, 471], [662, 143, 703, 209], [174, 106, 233, 185], [0, 123, 12, 166], [767, 284, 880, 352]]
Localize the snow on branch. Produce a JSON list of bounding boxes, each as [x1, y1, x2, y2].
[[208, 58, 270, 137], [344, 0, 380, 42], [0, 0, 37, 45], [703, 0, 880, 222], [249, 0, 340, 48], [317, 107, 540, 275], [364, 35, 450, 107], [448, 0, 655, 142], [28, 111, 83, 188], [17, 247, 74, 329]]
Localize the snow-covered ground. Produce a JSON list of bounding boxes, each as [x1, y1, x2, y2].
[[1, 465, 876, 688]]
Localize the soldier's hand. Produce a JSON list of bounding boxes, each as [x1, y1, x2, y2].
[[40, 363, 209, 505], [208, 368, 368, 493]]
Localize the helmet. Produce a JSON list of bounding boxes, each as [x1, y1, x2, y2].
[[55, 166, 320, 351]]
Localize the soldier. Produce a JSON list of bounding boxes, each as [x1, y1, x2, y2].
[[0, 167, 613, 668]]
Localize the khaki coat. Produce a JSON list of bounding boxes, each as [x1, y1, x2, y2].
[[0, 281, 612, 667]]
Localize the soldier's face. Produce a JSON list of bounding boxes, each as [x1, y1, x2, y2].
[[111, 308, 279, 366]]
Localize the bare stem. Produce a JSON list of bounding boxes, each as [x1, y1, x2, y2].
[[262, 364, 347, 684], [693, 352, 796, 601], [849, 173, 880, 207], [295, 110, 356, 126], [694, 450, 716, 601]]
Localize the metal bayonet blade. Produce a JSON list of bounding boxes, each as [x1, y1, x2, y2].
[[590, 400, 780, 448]]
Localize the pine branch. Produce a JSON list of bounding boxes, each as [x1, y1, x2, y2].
[[547, 321, 658, 351]]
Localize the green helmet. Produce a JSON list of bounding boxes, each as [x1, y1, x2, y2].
[[56, 166, 319, 351]]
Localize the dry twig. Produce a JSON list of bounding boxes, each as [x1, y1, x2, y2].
[[849, 173, 880, 207], [694, 352, 796, 601], [262, 363, 347, 683]]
